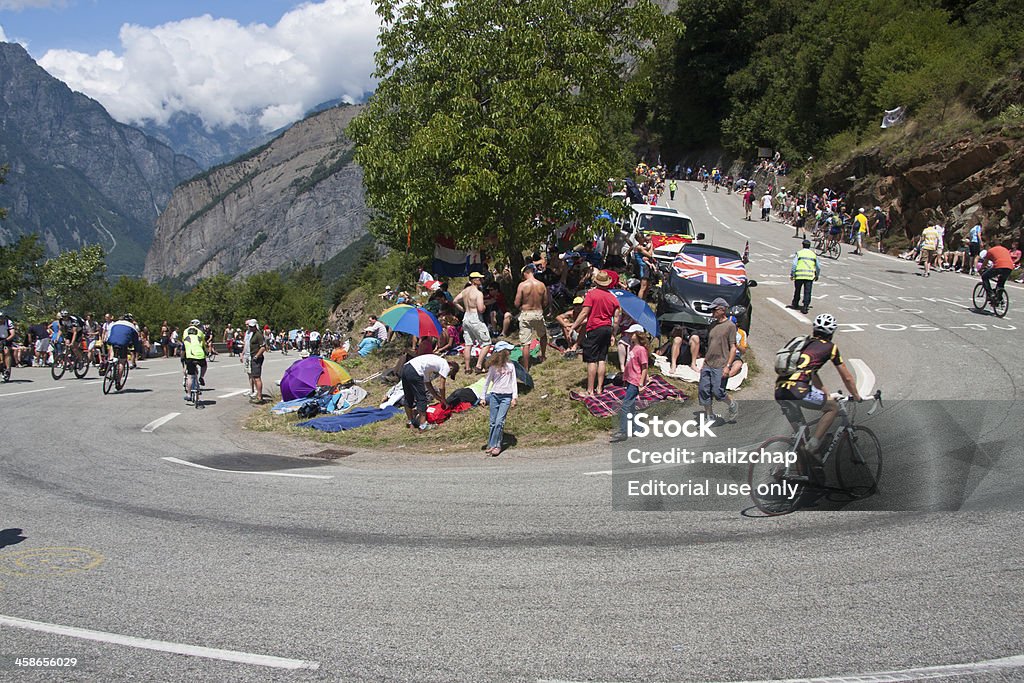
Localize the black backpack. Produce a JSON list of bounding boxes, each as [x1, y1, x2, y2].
[[297, 401, 320, 419]]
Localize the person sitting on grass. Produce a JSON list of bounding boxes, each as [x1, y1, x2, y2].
[[400, 354, 459, 431], [329, 339, 348, 363], [556, 296, 584, 358]]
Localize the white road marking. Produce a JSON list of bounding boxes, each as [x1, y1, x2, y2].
[[0, 386, 65, 398], [767, 297, 811, 323], [756, 240, 781, 251], [583, 470, 613, 476], [141, 412, 180, 433], [144, 370, 182, 377], [716, 652, 1024, 683], [162, 456, 334, 480], [847, 358, 875, 397], [0, 613, 319, 671], [217, 389, 250, 398], [850, 273, 904, 290], [734, 231, 750, 239]]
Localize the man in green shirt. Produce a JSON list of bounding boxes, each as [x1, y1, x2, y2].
[[790, 240, 820, 315]]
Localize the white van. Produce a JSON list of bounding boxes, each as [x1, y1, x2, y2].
[[627, 204, 703, 266]]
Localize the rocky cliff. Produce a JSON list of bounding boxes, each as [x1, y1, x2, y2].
[[0, 42, 200, 275], [819, 128, 1024, 249], [144, 104, 369, 284]]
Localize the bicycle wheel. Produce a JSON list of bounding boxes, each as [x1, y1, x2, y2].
[[833, 426, 882, 499], [827, 242, 841, 259], [749, 437, 804, 516], [74, 355, 89, 379], [51, 354, 66, 380], [993, 288, 1009, 318], [115, 361, 128, 391], [191, 377, 201, 408], [972, 283, 987, 310], [102, 365, 116, 394]]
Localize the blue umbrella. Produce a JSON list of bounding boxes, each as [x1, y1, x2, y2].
[[610, 289, 659, 336]]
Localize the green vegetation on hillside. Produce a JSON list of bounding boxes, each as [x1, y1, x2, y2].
[[647, 0, 1024, 160]]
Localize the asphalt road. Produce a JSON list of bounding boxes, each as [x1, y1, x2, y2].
[[1, 182, 1022, 682]]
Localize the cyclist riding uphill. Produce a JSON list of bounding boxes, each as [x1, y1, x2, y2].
[[0, 310, 15, 378], [181, 319, 208, 393], [775, 314, 863, 455], [979, 243, 1014, 298], [59, 310, 85, 354], [106, 314, 139, 363]]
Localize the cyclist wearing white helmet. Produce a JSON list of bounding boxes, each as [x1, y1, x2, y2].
[[775, 313, 863, 454]]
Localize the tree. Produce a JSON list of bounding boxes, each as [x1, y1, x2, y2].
[[22, 244, 107, 318], [0, 234, 45, 308], [349, 0, 674, 271]]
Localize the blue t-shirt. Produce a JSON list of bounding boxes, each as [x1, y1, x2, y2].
[[969, 225, 982, 243]]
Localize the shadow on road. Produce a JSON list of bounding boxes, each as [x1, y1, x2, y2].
[[116, 388, 153, 394], [0, 528, 27, 549]]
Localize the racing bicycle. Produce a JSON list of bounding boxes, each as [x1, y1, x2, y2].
[[972, 281, 1009, 318], [102, 346, 130, 394], [51, 341, 89, 380], [749, 390, 883, 516], [0, 345, 11, 382], [184, 363, 203, 409]]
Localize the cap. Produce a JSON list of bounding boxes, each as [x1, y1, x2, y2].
[[710, 297, 729, 309], [859, 208, 865, 213], [625, 323, 645, 334], [493, 341, 515, 352], [572, 296, 584, 305], [469, 271, 485, 279], [245, 318, 257, 327], [521, 264, 536, 274], [385, 285, 392, 290], [874, 206, 882, 211]]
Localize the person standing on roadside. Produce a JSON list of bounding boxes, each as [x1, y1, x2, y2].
[[968, 221, 984, 274], [570, 269, 620, 396], [453, 272, 491, 375], [241, 319, 267, 403], [853, 208, 869, 255], [872, 206, 888, 253], [699, 298, 739, 425], [920, 223, 942, 277], [610, 324, 650, 443], [743, 187, 754, 221], [482, 341, 518, 456], [790, 240, 819, 315], [761, 192, 773, 221], [669, 179, 677, 201], [514, 265, 548, 371]]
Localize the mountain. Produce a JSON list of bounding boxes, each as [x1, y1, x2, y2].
[[0, 42, 201, 276], [137, 112, 276, 170], [143, 103, 369, 284]]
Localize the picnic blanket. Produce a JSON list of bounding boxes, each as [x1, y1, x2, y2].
[[569, 376, 687, 418], [652, 355, 747, 391], [296, 406, 402, 432]]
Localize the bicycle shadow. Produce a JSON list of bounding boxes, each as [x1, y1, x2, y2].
[[116, 388, 153, 394]]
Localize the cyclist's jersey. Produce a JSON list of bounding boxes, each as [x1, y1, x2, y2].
[[985, 245, 1014, 270], [182, 326, 207, 360], [775, 337, 843, 398], [61, 316, 84, 338], [106, 320, 139, 348], [0, 315, 13, 340]]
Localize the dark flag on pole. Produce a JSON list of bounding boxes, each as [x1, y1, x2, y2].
[[742, 240, 750, 264]]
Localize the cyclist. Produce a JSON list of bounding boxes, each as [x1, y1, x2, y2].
[[59, 310, 86, 361], [181, 319, 208, 399], [0, 310, 15, 379], [979, 243, 1014, 300], [105, 314, 139, 367], [775, 314, 863, 457]]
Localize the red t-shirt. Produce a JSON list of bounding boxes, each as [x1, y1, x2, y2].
[[583, 287, 620, 331], [986, 245, 1014, 270]]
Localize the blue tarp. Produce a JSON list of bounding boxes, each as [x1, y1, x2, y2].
[[295, 406, 402, 432]]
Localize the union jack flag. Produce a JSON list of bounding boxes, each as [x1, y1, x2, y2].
[[672, 253, 747, 286]]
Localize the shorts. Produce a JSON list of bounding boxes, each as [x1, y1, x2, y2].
[[969, 242, 981, 258], [35, 338, 50, 354], [581, 325, 612, 363], [828, 227, 841, 236], [246, 356, 263, 378], [698, 365, 727, 405], [110, 344, 130, 360], [400, 363, 428, 413], [462, 310, 490, 346], [856, 232, 864, 244], [518, 310, 546, 345], [183, 357, 207, 375], [921, 247, 936, 260], [775, 385, 826, 424]]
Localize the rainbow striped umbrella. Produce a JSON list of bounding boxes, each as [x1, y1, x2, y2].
[[377, 304, 443, 338], [280, 357, 352, 401]]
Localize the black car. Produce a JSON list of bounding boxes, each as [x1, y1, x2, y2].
[[657, 243, 757, 333]]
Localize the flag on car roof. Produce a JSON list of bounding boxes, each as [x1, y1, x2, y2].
[[671, 253, 747, 286]]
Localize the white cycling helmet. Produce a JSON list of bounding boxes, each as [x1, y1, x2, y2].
[[813, 313, 838, 335], [190, 319, 201, 326]]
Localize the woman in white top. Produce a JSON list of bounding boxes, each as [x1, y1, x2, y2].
[[482, 341, 519, 456]]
